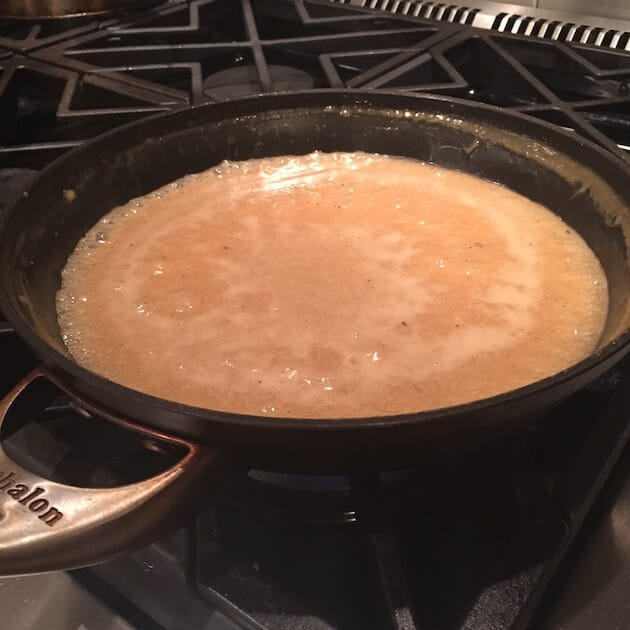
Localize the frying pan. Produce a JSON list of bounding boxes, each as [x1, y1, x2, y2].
[[1, 90, 630, 575]]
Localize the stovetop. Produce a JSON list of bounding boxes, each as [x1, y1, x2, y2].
[[1, 2, 630, 629], [3, 0, 630, 168]]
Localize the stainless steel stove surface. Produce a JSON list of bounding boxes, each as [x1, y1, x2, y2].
[[1, 1, 630, 629]]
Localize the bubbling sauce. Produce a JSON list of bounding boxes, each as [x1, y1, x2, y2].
[[57, 152, 608, 418]]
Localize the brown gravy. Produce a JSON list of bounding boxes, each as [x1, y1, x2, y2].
[[57, 152, 608, 418]]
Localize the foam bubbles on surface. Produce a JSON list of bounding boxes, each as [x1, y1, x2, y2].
[[57, 152, 609, 418]]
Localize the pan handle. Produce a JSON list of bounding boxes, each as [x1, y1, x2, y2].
[[0, 369, 220, 576]]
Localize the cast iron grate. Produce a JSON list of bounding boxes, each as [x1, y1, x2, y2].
[[1, 0, 630, 169], [0, 55, 171, 168], [0, 16, 99, 53]]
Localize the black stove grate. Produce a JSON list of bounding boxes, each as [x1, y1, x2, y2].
[[2, 0, 630, 169]]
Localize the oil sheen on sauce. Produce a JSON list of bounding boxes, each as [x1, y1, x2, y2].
[[57, 152, 609, 418]]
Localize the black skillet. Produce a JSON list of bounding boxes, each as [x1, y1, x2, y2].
[[1, 90, 629, 575]]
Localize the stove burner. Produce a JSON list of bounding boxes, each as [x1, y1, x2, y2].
[[224, 468, 428, 526], [248, 468, 413, 494], [248, 469, 353, 493], [202, 64, 316, 100]]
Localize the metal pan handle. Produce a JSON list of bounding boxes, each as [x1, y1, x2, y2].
[[0, 369, 220, 576]]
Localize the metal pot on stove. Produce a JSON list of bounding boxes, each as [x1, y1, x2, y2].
[[0, 90, 629, 575]]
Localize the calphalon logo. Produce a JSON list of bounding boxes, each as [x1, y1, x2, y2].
[[0, 471, 63, 526]]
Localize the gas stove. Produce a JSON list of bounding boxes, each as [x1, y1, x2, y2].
[[1, 1, 629, 629]]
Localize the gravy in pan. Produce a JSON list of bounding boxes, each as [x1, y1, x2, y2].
[[57, 152, 608, 418]]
